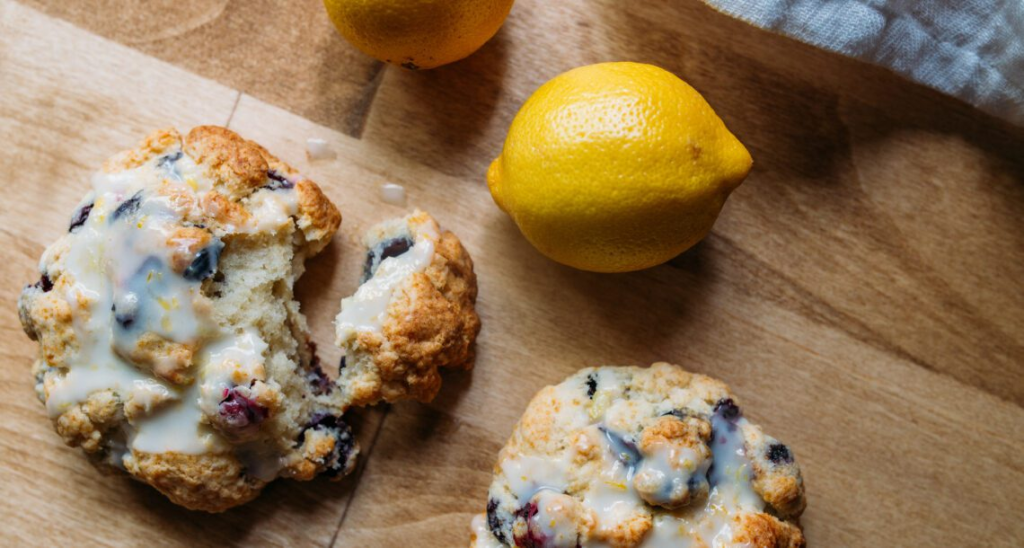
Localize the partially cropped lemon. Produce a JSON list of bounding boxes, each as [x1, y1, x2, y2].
[[323, 0, 514, 70], [487, 62, 753, 273]]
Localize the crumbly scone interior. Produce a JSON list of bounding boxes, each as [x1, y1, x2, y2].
[[335, 209, 480, 407], [18, 127, 354, 512], [470, 363, 806, 548]]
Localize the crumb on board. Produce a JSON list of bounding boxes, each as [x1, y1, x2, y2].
[[305, 138, 336, 161], [380, 183, 406, 206]]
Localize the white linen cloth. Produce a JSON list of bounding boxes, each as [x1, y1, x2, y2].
[[703, 0, 1024, 125]]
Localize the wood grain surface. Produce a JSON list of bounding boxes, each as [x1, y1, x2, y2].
[[2, 1, 1022, 547]]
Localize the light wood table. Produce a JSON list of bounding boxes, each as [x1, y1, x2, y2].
[[1, 1, 1022, 546]]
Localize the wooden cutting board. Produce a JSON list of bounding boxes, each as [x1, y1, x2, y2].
[[1, 1, 1022, 546]]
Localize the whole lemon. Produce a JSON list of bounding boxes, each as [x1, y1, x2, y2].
[[487, 62, 753, 273], [323, 0, 514, 70]]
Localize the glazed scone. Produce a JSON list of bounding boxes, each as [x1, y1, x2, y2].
[[470, 363, 806, 548], [17, 127, 355, 512], [335, 210, 480, 406]]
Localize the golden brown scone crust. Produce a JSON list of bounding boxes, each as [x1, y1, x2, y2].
[[190, 126, 340, 245], [378, 230, 480, 398], [294, 179, 342, 254], [123, 451, 265, 512], [54, 390, 123, 453], [734, 513, 806, 548], [745, 422, 807, 519], [102, 126, 340, 250], [183, 126, 269, 199], [339, 211, 480, 407], [103, 127, 181, 171]]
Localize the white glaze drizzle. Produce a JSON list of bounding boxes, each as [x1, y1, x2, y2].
[[335, 218, 439, 340], [530, 491, 583, 547], [244, 187, 299, 233], [489, 370, 768, 547], [501, 454, 571, 502], [132, 381, 225, 454], [637, 413, 765, 547], [43, 148, 298, 459], [633, 442, 710, 508], [197, 330, 269, 418], [707, 415, 763, 514], [580, 425, 647, 546]]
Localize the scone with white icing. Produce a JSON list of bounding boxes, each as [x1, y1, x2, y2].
[[471, 363, 806, 548], [335, 210, 480, 406], [17, 126, 354, 512]]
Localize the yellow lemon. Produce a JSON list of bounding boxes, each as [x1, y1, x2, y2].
[[323, 0, 514, 70], [487, 62, 753, 273]]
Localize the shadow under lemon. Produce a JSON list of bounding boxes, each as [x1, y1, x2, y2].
[[357, 28, 511, 179], [481, 209, 722, 371]]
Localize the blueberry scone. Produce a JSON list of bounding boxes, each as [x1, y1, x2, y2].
[[17, 127, 356, 512], [335, 210, 480, 406], [471, 363, 806, 548]]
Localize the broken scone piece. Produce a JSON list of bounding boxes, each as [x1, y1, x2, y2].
[[471, 363, 806, 548], [19, 127, 348, 513], [18, 127, 481, 513], [335, 210, 481, 407]]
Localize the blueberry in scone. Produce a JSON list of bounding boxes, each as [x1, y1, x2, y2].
[[335, 210, 480, 406], [470, 363, 806, 548], [17, 126, 352, 512]]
